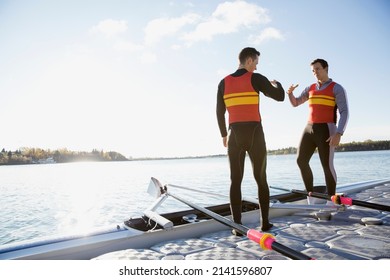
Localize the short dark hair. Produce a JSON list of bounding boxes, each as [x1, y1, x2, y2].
[[239, 47, 260, 64], [311, 58, 328, 70]]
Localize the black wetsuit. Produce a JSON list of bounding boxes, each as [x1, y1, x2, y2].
[[289, 79, 349, 195], [216, 69, 284, 229]]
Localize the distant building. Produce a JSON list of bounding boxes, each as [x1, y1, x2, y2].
[[37, 157, 56, 164]]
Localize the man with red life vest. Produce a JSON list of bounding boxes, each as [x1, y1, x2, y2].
[[216, 47, 285, 235], [287, 59, 349, 199]]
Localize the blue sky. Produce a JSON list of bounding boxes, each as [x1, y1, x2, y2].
[[0, 0, 389, 158]]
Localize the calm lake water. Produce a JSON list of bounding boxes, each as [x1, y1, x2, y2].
[[0, 150, 389, 246]]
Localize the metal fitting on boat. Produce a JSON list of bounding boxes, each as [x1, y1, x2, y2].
[[315, 211, 332, 220]]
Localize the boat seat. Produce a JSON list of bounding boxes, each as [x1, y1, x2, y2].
[[143, 210, 173, 229]]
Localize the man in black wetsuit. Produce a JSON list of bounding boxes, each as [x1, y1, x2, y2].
[[287, 59, 349, 198], [216, 47, 285, 234]]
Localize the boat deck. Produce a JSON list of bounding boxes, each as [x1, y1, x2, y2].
[[94, 182, 390, 260]]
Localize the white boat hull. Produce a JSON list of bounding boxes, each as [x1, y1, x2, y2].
[[0, 178, 388, 260]]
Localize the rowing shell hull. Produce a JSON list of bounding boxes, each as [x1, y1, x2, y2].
[[0, 206, 290, 260], [0, 179, 388, 260]]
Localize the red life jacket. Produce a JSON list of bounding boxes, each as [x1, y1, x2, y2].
[[308, 82, 337, 123], [223, 72, 260, 124]]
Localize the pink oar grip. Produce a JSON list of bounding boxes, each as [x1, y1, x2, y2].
[[247, 229, 262, 242], [247, 229, 275, 250], [339, 196, 353, 206]]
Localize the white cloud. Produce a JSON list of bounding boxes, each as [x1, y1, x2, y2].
[[140, 52, 157, 64], [144, 13, 200, 45], [182, 1, 270, 44], [89, 1, 281, 53], [87, 2, 283, 62], [113, 40, 144, 52], [249, 27, 285, 45], [171, 44, 182, 50], [90, 19, 128, 38]]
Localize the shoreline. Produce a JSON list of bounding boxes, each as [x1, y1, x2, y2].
[[1, 140, 389, 165], [1, 148, 389, 166]]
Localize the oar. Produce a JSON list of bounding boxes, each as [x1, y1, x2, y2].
[[303, 190, 389, 212], [168, 183, 258, 204], [149, 178, 314, 260], [169, 183, 341, 211], [270, 185, 296, 193], [270, 186, 390, 212]]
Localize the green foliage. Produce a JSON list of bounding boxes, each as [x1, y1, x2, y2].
[[335, 140, 390, 152], [266, 140, 390, 155], [0, 147, 128, 165], [0, 140, 389, 165], [268, 147, 297, 155]]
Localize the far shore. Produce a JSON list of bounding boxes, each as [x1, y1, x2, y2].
[[1, 140, 389, 166]]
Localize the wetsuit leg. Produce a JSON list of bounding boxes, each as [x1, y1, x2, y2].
[[227, 127, 246, 224], [246, 123, 272, 230], [297, 124, 317, 192], [315, 124, 337, 195]]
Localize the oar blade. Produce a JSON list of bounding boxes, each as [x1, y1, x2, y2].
[[147, 177, 164, 198]]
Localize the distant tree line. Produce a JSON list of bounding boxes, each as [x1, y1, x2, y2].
[[335, 140, 390, 152], [1, 140, 389, 165], [268, 147, 297, 155], [0, 147, 128, 165], [268, 140, 390, 155]]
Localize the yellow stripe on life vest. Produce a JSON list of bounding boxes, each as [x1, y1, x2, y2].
[[310, 94, 335, 101], [224, 92, 259, 107], [309, 95, 336, 106]]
